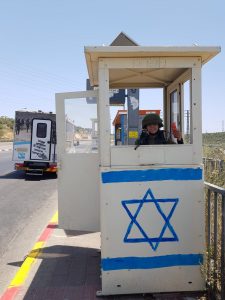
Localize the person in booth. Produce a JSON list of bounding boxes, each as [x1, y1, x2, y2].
[[135, 113, 183, 147]]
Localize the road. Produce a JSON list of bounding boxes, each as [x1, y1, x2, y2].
[[68, 139, 98, 153], [0, 143, 57, 294], [0, 151, 14, 176]]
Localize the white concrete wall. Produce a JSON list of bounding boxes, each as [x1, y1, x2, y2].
[[100, 165, 205, 294]]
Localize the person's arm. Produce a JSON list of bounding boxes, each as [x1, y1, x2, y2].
[[134, 130, 149, 149], [172, 129, 183, 144], [139, 130, 149, 145], [171, 123, 183, 144], [177, 137, 184, 144]]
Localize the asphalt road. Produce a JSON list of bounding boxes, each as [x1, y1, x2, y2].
[[0, 145, 58, 293], [0, 151, 14, 176]]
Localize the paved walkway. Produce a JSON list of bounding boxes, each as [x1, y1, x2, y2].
[[0, 214, 207, 300], [0, 142, 13, 152]]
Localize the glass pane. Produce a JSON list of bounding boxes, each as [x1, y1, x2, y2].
[[64, 98, 98, 153], [183, 80, 192, 144], [170, 90, 180, 131], [36, 123, 47, 138]]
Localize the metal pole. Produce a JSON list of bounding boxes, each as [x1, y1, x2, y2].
[[207, 188, 211, 286], [221, 195, 225, 299], [213, 192, 218, 294], [127, 89, 139, 145], [187, 109, 190, 135]]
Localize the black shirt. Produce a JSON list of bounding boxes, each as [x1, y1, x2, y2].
[[137, 130, 184, 145]]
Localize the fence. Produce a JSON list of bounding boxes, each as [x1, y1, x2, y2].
[[205, 182, 225, 299], [203, 158, 225, 173]]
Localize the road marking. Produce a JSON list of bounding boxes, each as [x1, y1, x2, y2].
[[9, 241, 44, 287], [0, 211, 58, 300], [0, 287, 19, 300]]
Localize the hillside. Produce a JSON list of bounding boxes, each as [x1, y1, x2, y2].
[[202, 132, 225, 161], [203, 132, 225, 146], [0, 116, 92, 142], [1, 115, 224, 146], [0, 116, 14, 141], [202, 132, 225, 187]]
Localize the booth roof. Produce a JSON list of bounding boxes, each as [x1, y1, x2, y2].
[[85, 46, 221, 87]]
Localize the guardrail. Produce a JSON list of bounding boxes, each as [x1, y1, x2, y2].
[[203, 158, 225, 173], [205, 182, 225, 299]]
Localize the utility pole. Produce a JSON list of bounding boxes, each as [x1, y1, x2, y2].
[[184, 109, 190, 134], [186, 110, 190, 135]]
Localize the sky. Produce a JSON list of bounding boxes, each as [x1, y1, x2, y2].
[[0, 0, 224, 132]]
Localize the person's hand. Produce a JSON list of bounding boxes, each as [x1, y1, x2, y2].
[[172, 129, 182, 141], [171, 122, 182, 141]]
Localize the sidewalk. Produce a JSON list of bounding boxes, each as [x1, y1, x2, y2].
[[0, 142, 13, 152], [1, 214, 206, 300]]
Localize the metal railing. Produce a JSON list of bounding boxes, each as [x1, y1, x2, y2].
[[205, 182, 225, 299], [203, 158, 225, 173]]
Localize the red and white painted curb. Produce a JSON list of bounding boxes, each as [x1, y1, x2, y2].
[[0, 212, 58, 300]]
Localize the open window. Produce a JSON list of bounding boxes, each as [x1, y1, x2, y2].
[[105, 63, 199, 166], [170, 89, 181, 131], [64, 97, 98, 153], [109, 69, 193, 148]]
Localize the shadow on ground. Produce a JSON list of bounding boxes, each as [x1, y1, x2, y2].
[[21, 245, 101, 300], [0, 171, 57, 181], [12, 244, 206, 300], [0, 170, 25, 180], [25, 172, 57, 181]]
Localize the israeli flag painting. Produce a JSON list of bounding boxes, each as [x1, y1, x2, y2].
[[100, 166, 205, 294]]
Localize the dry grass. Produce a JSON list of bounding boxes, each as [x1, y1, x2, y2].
[[0, 128, 13, 141]]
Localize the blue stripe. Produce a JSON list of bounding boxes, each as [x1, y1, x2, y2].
[[14, 141, 31, 145], [102, 254, 203, 271], [101, 168, 202, 184]]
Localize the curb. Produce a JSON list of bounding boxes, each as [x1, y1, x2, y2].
[[0, 212, 58, 300]]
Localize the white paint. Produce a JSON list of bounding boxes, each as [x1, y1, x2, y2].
[[130, 96, 139, 110], [31, 119, 51, 161], [58, 153, 100, 231], [100, 165, 205, 294], [111, 144, 196, 166], [101, 267, 204, 295], [56, 90, 100, 232], [98, 63, 111, 167]]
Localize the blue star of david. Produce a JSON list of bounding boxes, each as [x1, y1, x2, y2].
[[122, 188, 179, 251]]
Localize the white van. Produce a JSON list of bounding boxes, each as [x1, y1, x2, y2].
[[13, 110, 57, 175]]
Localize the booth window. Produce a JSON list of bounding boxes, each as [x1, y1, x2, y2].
[[64, 98, 98, 153], [36, 123, 47, 138], [109, 68, 193, 146], [183, 79, 192, 143], [110, 88, 163, 146], [170, 89, 181, 131]]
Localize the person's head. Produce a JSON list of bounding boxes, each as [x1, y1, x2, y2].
[[142, 113, 163, 134]]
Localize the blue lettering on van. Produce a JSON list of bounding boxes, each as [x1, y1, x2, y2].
[[18, 152, 25, 159]]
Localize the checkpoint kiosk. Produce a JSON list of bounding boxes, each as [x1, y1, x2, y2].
[[56, 43, 220, 296]]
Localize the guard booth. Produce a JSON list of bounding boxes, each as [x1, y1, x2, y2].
[[56, 43, 220, 296]]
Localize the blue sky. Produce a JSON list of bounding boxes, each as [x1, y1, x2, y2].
[[0, 0, 224, 132]]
